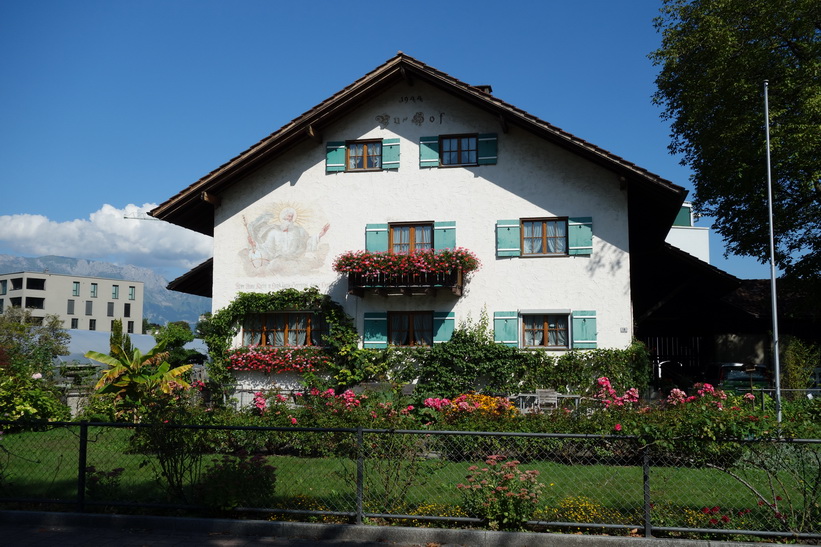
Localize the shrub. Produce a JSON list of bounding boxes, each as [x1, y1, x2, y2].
[[0, 371, 70, 423], [457, 455, 545, 530]]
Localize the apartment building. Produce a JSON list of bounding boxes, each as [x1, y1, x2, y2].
[[0, 271, 144, 333]]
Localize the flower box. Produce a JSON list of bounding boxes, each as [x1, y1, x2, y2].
[[333, 248, 480, 297], [225, 345, 330, 374]]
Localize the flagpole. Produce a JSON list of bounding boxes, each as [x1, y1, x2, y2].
[[764, 80, 782, 424]]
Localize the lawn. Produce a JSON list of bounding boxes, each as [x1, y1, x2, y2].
[[0, 423, 790, 531]]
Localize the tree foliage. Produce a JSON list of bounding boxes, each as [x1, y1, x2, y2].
[[153, 321, 201, 368], [651, 0, 821, 280], [0, 308, 69, 377]]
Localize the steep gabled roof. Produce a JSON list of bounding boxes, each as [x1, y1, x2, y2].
[[150, 52, 687, 242]]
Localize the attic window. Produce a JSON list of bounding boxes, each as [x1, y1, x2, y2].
[[347, 140, 382, 171], [441, 134, 478, 166], [419, 133, 497, 167], [326, 139, 400, 172]]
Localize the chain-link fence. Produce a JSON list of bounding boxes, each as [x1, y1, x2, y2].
[[0, 421, 818, 541]]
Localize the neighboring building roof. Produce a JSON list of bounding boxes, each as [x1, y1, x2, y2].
[[150, 52, 687, 245], [0, 270, 143, 283]]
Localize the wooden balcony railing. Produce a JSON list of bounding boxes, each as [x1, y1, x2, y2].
[[346, 269, 465, 297]]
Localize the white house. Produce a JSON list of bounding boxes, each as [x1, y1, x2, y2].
[[151, 53, 696, 361]]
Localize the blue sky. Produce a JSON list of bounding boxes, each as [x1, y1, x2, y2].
[[0, 0, 772, 280]]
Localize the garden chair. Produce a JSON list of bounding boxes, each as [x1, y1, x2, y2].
[[535, 389, 559, 412]]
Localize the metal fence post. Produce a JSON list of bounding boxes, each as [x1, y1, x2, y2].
[[77, 421, 88, 512], [642, 444, 652, 538], [356, 426, 364, 525]]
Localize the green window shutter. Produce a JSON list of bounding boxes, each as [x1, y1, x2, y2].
[[571, 310, 597, 349], [493, 311, 519, 347], [433, 221, 456, 250], [382, 138, 400, 170], [365, 224, 389, 252], [363, 312, 388, 349], [568, 217, 593, 256], [326, 141, 346, 173], [477, 133, 498, 165], [419, 136, 440, 168], [496, 220, 521, 257], [433, 311, 455, 343]]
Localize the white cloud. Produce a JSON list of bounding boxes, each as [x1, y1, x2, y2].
[[0, 204, 212, 276]]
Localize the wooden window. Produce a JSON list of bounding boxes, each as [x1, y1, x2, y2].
[[440, 134, 478, 166], [523, 314, 569, 348], [388, 311, 433, 347], [389, 223, 433, 253], [347, 140, 382, 171], [522, 218, 568, 255], [242, 312, 327, 347]]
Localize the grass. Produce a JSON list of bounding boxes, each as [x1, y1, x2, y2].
[[0, 425, 813, 535]]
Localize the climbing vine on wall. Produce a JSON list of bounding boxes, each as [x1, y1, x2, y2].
[[201, 288, 367, 400]]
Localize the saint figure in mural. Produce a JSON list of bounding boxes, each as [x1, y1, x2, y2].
[[241, 204, 330, 275]]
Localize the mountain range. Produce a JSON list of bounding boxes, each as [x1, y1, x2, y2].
[[0, 255, 211, 327]]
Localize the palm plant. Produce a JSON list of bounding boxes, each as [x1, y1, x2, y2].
[[86, 340, 192, 421]]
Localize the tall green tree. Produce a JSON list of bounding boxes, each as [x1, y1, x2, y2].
[[651, 0, 821, 281], [109, 318, 134, 358]]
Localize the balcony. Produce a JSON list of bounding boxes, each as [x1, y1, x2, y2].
[[333, 248, 479, 298], [346, 269, 465, 297]]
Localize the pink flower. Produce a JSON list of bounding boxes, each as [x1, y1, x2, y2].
[[614, 423, 622, 432]]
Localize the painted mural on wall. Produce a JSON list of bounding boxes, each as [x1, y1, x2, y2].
[[239, 202, 330, 276]]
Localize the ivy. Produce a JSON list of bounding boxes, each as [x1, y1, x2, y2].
[[200, 288, 370, 400]]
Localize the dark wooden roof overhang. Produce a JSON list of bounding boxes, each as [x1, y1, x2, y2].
[[632, 243, 742, 335], [166, 258, 213, 297]]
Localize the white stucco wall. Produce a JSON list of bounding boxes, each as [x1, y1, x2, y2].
[[666, 226, 711, 263], [211, 81, 633, 350]]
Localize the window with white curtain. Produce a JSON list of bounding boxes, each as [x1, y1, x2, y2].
[[522, 314, 569, 348], [390, 223, 433, 254], [522, 218, 568, 255], [346, 140, 382, 171]]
